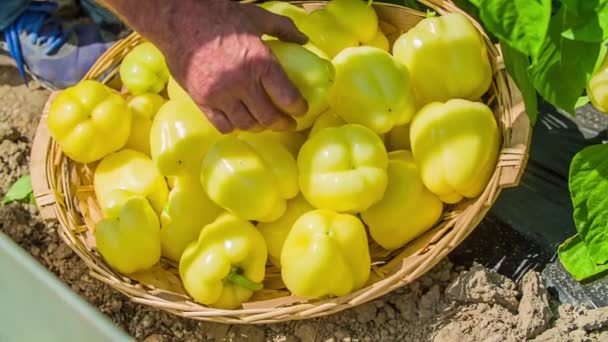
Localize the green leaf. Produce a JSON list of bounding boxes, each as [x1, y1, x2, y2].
[[561, 0, 608, 42], [471, 0, 552, 58], [529, 8, 601, 115], [559, 234, 608, 281], [569, 143, 608, 265], [575, 95, 590, 109], [501, 41, 538, 124], [2, 175, 33, 205]]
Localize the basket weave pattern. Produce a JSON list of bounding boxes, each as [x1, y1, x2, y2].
[[30, 0, 531, 323]]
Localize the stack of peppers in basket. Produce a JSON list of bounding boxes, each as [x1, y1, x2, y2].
[[46, 0, 499, 309]]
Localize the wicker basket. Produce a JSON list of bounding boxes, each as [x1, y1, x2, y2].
[[29, 0, 531, 324]]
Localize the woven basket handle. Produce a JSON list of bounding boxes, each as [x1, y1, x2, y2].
[[30, 91, 60, 222]]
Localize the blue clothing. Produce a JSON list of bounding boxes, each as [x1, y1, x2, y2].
[[0, 0, 119, 89], [0, 0, 123, 32], [0, 0, 30, 31]]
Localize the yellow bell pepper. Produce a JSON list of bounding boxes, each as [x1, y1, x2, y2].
[[160, 176, 223, 262], [588, 57, 608, 113], [308, 110, 346, 137], [47, 80, 132, 164], [280, 209, 371, 298], [238, 130, 306, 159], [385, 124, 411, 151], [360, 151, 443, 250], [298, 123, 388, 213], [179, 213, 267, 309], [410, 99, 500, 204], [201, 133, 299, 222], [392, 13, 492, 106], [258, 1, 307, 27], [362, 27, 390, 52], [325, 0, 378, 43], [298, 8, 359, 58], [265, 40, 335, 131], [329, 46, 417, 134], [95, 196, 161, 274], [125, 93, 166, 156], [150, 99, 222, 176], [257, 194, 314, 268], [119, 42, 170, 95], [94, 149, 169, 218]]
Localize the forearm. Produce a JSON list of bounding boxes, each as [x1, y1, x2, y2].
[[98, 0, 227, 49]]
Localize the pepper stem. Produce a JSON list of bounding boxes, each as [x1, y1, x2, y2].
[[426, 9, 437, 18], [226, 266, 263, 291]]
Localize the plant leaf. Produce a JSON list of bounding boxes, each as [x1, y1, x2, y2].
[[2, 175, 33, 205], [471, 0, 552, 58], [561, 0, 608, 43], [559, 234, 608, 281], [529, 8, 601, 115], [501, 41, 538, 124], [569, 143, 608, 265]]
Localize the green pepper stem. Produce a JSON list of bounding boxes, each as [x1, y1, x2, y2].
[[426, 9, 437, 18], [226, 267, 263, 291]]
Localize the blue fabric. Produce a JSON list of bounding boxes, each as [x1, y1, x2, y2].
[[0, 0, 31, 31]]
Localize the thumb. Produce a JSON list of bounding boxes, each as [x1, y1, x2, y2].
[[262, 13, 308, 45]]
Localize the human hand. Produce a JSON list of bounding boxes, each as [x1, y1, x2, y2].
[[147, 0, 309, 133]]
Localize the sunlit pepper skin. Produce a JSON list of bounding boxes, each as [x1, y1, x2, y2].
[[409, 99, 500, 204], [361, 151, 443, 250], [325, 0, 379, 43], [258, 1, 308, 27], [125, 93, 166, 156], [257, 194, 314, 268], [95, 196, 161, 275], [160, 176, 223, 262], [329, 46, 417, 134], [265, 40, 335, 131], [308, 110, 346, 137], [298, 8, 359, 58], [392, 12, 492, 106], [200, 133, 299, 222], [280, 209, 371, 299], [119, 42, 170, 95], [47, 80, 132, 164], [238, 130, 307, 159], [588, 57, 608, 113], [179, 213, 267, 309], [150, 99, 222, 177], [297, 124, 388, 213], [94, 149, 169, 218]]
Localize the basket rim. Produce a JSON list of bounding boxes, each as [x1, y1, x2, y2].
[[29, 0, 532, 324]]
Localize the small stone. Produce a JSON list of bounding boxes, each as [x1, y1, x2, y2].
[[141, 314, 153, 328], [517, 271, 553, 339], [573, 306, 608, 332], [391, 292, 416, 321], [143, 334, 162, 342], [445, 264, 520, 311], [294, 323, 317, 341], [384, 304, 396, 319], [334, 327, 351, 341], [354, 303, 376, 324], [418, 285, 442, 319]]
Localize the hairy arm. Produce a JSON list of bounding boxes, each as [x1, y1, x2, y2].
[[99, 0, 308, 133]]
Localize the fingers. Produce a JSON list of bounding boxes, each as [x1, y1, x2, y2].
[[261, 61, 308, 117], [201, 106, 234, 134], [257, 10, 308, 45], [225, 101, 259, 130], [244, 84, 296, 131]]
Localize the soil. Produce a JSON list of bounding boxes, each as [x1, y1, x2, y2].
[[1, 55, 608, 341]]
